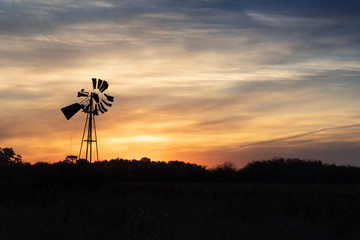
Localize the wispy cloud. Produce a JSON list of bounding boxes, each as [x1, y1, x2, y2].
[[228, 124, 360, 150], [246, 11, 339, 28], [1, 0, 360, 166]]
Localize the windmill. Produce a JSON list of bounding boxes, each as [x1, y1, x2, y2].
[[61, 78, 114, 163]]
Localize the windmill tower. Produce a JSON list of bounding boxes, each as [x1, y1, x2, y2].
[[61, 78, 114, 163]]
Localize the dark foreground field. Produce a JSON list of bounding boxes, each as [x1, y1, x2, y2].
[[1, 182, 360, 240]]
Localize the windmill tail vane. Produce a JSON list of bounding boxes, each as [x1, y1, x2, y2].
[[61, 78, 115, 163]]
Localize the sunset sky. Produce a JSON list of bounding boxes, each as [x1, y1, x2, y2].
[[1, 0, 360, 167]]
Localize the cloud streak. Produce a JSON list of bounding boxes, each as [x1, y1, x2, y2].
[[1, 0, 360, 166], [228, 124, 360, 150]]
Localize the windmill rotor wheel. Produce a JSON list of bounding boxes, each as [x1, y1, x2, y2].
[[61, 78, 114, 120]]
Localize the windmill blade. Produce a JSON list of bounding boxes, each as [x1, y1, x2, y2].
[[97, 79, 103, 90], [99, 102, 108, 112], [92, 93, 100, 103], [99, 80, 109, 92], [77, 91, 89, 97], [102, 99, 112, 107], [98, 103, 105, 114], [104, 93, 114, 102], [61, 103, 82, 120], [92, 78, 97, 89]]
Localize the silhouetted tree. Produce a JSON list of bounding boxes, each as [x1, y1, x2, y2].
[[65, 155, 77, 164], [140, 157, 151, 163], [2, 150, 360, 185], [215, 161, 237, 172], [238, 157, 360, 183], [0, 147, 22, 165], [76, 159, 89, 165], [212, 161, 237, 181]]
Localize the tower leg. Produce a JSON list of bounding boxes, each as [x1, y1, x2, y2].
[[79, 112, 99, 163], [78, 93, 99, 163], [79, 113, 89, 161], [93, 116, 99, 162], [88, 111, 92, 163]]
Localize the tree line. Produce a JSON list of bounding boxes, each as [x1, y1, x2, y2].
[[1, 147, 360, 184]]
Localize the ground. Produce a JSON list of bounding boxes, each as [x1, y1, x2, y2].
[[0, 182, 359, 240]]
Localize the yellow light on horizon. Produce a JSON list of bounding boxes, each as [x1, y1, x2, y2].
[[105, 135, 169, 143]]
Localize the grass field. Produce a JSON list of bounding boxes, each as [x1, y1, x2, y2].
[[0, 182, 360, 240]]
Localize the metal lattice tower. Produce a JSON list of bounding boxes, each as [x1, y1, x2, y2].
[[61, 78, 114, 163]]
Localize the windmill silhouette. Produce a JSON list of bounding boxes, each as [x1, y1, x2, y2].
[[61, 78, 114, 163]]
